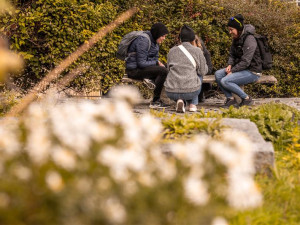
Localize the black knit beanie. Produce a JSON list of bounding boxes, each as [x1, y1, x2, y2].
[[180, 24, 195, 42], [227, 14, 244, 31], [150, 22, 169, 41]]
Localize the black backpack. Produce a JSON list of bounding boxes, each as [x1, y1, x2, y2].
[[252, 34, 273, 70], [116, 31, 151, 61]]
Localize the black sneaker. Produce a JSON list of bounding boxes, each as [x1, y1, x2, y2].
[[239, 96, 253, 107], [143, 79, 156, 90], [224, 98, 237, 107], [149, 99, 169, 109]]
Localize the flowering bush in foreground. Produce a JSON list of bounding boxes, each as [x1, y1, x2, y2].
[[0, 86, 262, 224]]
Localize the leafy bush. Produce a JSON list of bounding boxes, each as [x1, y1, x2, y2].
[[0, 89, 20, 116], [1, 0, 299, 96]]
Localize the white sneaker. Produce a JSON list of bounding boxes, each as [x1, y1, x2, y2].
[[189, 105, 197, 112], [143, 79, 156, 90], [176, 99, 185, 113]]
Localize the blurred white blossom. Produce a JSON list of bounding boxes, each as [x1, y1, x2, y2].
[[103, 197, 127, 224], [51, 146, 76, 170], [184, 175, 209, 205], [46, 171, 64, 192], [212, 217, 228, 225]]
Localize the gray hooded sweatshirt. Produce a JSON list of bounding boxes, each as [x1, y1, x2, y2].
[[164, 42, 208, 93], [228, 24, 262, 73]]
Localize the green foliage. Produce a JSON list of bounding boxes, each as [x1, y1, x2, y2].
[[0, 89, 20, 116], [1, 0, 299, 96], [217, 103, 300, 148], [151, 111, 226, 140]]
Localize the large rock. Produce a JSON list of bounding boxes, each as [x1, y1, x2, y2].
[[160, 118, 275, 175]]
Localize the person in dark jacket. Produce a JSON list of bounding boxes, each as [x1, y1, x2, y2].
[[215, 14, 262, 107], [125, 22, 169, 108]]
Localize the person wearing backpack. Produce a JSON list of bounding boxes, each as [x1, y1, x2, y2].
[[164, 25, 208, 113], [215, 14, 262, 107], [125, 22, 169, 108]]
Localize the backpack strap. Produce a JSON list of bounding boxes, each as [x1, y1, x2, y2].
[[140, 32, 151, 52], [126, 32, 152, 60], [178, 45, 196, 68]]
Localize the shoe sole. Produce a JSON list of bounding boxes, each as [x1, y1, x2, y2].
[[176, 101, 185, 113], [149, 105, 169, 109], [143, 79, 156, 90]]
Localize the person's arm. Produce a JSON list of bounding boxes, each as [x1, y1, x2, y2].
[[227, 42, 236, 67], [135, 36, 158, 68], [200, 39, 213, 74], [231, 35, 257, 73], [196, 49, 208, 77]]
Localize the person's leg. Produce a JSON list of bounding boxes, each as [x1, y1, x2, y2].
[[220, 70, 259, 99], [215, 68, 233, 98], [167, 90, 200, 112], [132, 66, 168, 101], [165, 91, 185, 113]]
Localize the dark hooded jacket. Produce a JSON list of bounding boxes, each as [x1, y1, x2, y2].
[[125, 31, 159, 70], [228, 24, 262, 73]]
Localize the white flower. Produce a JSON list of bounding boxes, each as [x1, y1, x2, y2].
[[138, 172, 156, 187], [51, 146, 76, 170], [171, 137, 205, 166], [109, 85, 141, 105], [184, 175, 209, 206], [0, 120, 20, 156], [227, 174, 262, 209], [46, 171, 64, 192], [103, 197, 127, 224], [26, 123, 52, 165], [211, 217, 228, 225], [13, 164, 32, 181]]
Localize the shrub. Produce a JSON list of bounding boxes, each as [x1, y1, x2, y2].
[[1, 0, 299, 96]]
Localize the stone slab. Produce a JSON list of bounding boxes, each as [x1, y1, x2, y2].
[[160, 118, 275, 175]]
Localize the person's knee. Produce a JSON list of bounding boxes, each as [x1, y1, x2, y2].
[[215, 69, 225, 81], [220, 78, 229, 88]]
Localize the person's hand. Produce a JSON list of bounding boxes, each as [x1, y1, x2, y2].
[[226, 65, 232, 74], [158, 61, 165, 67], [227, 72, 232, 75]]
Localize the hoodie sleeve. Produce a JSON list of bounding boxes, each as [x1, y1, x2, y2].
[[231, 35, 257, 73], [135, 36, 158, 68]]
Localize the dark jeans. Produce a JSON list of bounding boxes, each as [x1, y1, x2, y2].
[[126, 65, 168, 99]]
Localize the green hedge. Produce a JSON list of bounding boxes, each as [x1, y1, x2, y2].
[[1, 0, 299, 96]]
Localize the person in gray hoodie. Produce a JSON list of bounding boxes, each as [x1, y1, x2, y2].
[[164, 25, 208, 113], [215, 14, 262, 107]]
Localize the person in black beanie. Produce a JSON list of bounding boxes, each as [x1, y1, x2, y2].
[[126, 22, 169, 108], [164, 25, 208, 113], [215, 14, 263, 108]]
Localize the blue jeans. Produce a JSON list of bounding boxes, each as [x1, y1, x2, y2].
[[215, 69, 259, 99], [166, 89, 201, 105]]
